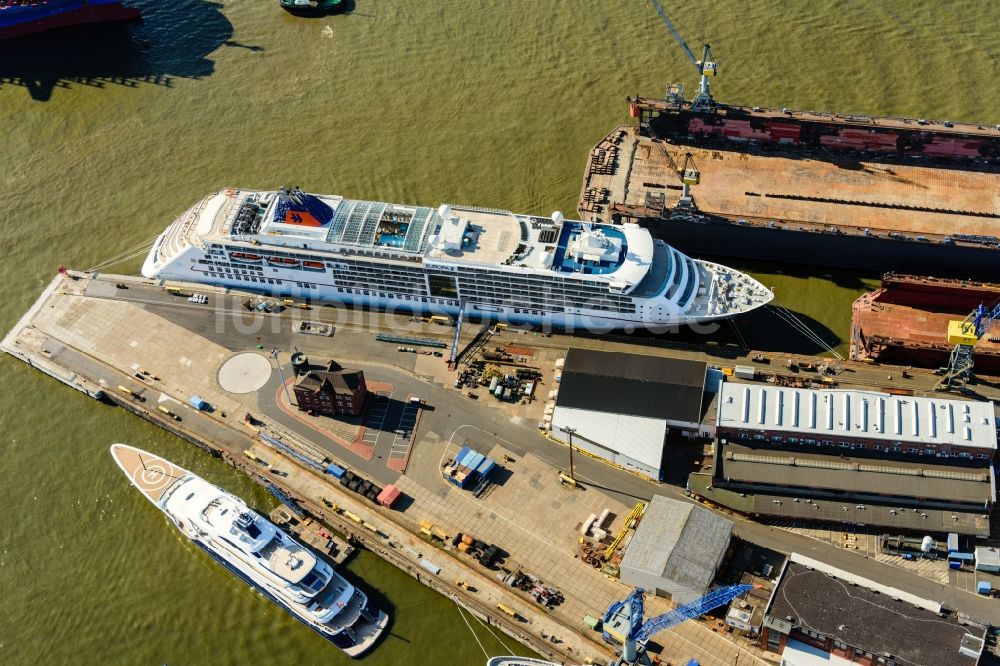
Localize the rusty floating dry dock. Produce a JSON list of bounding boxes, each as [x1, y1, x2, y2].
[[850, 273, 1000, 375], [580, 100, 1000, 277]]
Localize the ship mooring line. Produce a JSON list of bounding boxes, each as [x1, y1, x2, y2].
[[768, 305, 843, 360], [471, 605, 516, 655], [87, 236, 157, 272], [456, 604, 490, 659]]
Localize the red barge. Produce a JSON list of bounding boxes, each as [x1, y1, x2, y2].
[[850, 273, 1000, 376]]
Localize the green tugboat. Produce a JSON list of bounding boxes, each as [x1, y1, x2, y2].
[[279, 0, 343, 16]]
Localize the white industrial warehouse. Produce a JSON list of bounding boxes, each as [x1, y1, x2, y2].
[[550, 349, 711, 479], [716, 383, 997, 456], [619, 495, 734, 604]]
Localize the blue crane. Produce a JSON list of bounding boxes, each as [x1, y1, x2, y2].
[[937, 300, 1000, 391], [647, 0, 718, 112], [602, 583, 754, 665]]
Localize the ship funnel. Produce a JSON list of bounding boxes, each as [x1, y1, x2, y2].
[[438, 204, 453, 221]]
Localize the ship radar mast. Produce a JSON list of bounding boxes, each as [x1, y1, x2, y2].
[[648, 0, 718, 112]]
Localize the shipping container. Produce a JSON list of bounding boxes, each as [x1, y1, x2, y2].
[[377, 484, 401, 507]]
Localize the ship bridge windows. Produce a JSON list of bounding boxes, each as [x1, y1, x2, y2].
[[428, 274, 458, 299], [664, 249, 687, 301], [677, 258, 700, 307]]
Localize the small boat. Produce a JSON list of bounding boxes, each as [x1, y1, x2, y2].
[[279, 0, 344, 16], [267, 256, 301, 267], [231, 252, 263, 263], [303, 260, 326, 270]]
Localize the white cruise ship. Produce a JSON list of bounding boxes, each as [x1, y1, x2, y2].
[[110, 444, 388, 657], [142, 187, 772, 330]]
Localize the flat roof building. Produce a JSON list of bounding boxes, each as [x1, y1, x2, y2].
[[974, 546, 1000, 573], [717, 383, 997, 456], [551, 349, 709, 479], [695, 382, 998, 536], [618, 495, 733, 604], [763, 555, 986, 666]]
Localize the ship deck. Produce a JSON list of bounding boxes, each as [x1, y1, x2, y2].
[[582, 127, 1000, 244], [111, 443, 189, 504]]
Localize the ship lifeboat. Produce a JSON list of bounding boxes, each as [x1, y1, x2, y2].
[[302, 260, 325, 271], [267, 256, 301, 267], [230, 252, 263, 263]]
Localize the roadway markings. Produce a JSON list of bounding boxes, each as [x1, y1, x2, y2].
[[361, 391, 392, 447], [387, 400, 420, 462]]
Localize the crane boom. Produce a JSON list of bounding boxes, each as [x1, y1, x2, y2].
[[636, 584, 752, 643], [605, 583, 755, 664], [649, 0, 699, 66], [646, 0, 718, 112]]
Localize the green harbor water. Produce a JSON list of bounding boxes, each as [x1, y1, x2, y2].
[[2, 1, 998, 663]]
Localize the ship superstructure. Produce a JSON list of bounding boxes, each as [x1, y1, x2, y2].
[[142, 187, 772, 330], [110, 444, 388, 657]]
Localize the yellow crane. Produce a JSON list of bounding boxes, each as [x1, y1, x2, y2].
[[936, 301, 1000, 391]]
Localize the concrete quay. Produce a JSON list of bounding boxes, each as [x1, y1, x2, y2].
[[2, 270, 778, 666], [5, 271, 1000, 664]]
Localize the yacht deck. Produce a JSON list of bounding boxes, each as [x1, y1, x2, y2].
[[110, 443, 189, 504]]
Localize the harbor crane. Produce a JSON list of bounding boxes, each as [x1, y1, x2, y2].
[[602, 583, 754, 665], [648, 0, 718, 112], [936, 301, 1000, 391], [678, 152, 700, 205]]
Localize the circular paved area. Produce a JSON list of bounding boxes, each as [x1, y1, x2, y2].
[[218, 353, 272, 394]]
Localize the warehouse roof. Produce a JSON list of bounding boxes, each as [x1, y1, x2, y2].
[[717, 383, 997, 451], [975, 546, 1000, 568], [717, 442, 994, 504], [768, 562, 983, 666], [557, 349, 707, 422], [688, 474, 991, 536], [620, 495, 732, 598]]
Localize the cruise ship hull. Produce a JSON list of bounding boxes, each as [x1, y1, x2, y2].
[[110, 443, 388, 658], [141, 188, 773, 333], [146, 256, 761, 332], [0, 0, 139, 40]]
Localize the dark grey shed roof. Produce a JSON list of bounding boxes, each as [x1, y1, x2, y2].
[[717, 443, 993, 504], [556, 349, 707, 422], [769, 562, 982, 666]]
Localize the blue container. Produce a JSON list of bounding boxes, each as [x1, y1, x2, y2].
[[977, 581, 992, 595], [189, 395, 207, 410], [949, 560, 962, 570], [476, 456, 496, 479], [324, 463, 346, 479], [465, 451, 485, 471]]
